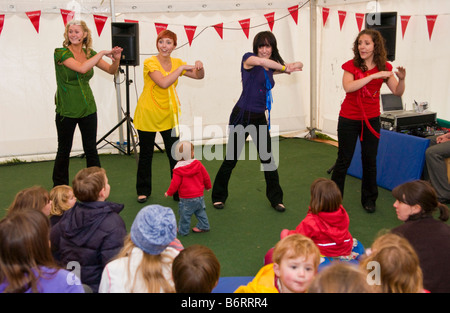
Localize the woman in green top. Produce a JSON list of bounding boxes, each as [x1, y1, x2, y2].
[[53, 20, 122, 186]]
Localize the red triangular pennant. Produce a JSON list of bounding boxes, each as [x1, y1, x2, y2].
[[0, 14, 4, 36], [322, 7, 330, 26], [26, 10, 41, 33], [184, 25, 197, 46], [93, 14, 108, 36], [264, 12, 275, 31], [400, 15, 411, 39], [288, 5, 299, 25], [155, 23, 168, 35], [60, 9, 74, 26], [355, 13, 365, 32], [338, 10, 347, 31], [426, 15, 438, 40], [213, 23, 223, 39], [124, 19, 138, 23], [239, 18, 250, 39]]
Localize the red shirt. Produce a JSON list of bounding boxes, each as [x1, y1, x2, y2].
[[166, 159, 212, 199], [339, 60, 393, 120]]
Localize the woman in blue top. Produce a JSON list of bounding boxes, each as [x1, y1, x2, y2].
[[212, 31, 303, 212]]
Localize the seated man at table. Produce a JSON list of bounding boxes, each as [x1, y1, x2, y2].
[[424, 132, 450, 203]]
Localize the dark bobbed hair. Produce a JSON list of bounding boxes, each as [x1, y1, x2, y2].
[[252, 31, 285, 65], [392, 180, 449, 222]]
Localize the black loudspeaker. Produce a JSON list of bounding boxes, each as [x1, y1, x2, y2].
[[111, 22, 140, 66], [365, 12, 397, 61]]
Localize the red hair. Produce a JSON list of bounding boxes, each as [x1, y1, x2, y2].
[[156, 30, 177, 48]]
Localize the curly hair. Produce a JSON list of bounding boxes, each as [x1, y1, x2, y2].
[[63, 20, 93, 57], [352, 29, 387, 72]]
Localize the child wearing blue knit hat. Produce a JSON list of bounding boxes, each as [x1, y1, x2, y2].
[[99, 205, 180, 293]]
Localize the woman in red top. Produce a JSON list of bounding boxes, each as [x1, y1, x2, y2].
[[331, 29, 406, 213]]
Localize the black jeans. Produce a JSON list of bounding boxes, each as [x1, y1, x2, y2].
[[212, 114, 283, 207], [331, 116, 380, 206], [52, 113, 100, 186], [136, 128, 179, 196]]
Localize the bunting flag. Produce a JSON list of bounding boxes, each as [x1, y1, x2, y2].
[[60, 9, 74, 26], [264, 12, 275, 31], [155, 23, 168, 35], [355, 13, 365, 32], [213, 23, 223, 39], [400, 15, 411, 39], [338, 10, 347, 31], [93, 14, 107, 36], [239, 18, 250, 39], [288, 5, 299, 25], [184, 25, 197, 46], [26, 10, 41, 33], [124, 19, 138, 23], [0, 14, 4, 36], [322, 7, 330, 26], [426, 15, 438, 40]]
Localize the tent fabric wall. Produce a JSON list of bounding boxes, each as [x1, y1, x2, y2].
[[0, 0, 449, 160], [0, 0, 309, 160]]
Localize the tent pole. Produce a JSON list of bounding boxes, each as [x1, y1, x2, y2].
[[307, 0, 320, 139], [110, 0, 125, 151]]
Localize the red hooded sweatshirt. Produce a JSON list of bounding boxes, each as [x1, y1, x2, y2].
[[166, 159, 212, 199], [286, 205, 353, 257]]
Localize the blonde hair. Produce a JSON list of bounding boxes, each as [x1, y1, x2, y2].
[[174, 141, 194, 161], [115, 235, 175, 293], [272, 234, 320, 272], [360, 233, 423, 293], [63, 20, 93, 57], [308, 262, 372, 293], [49, 185, 74, 216]]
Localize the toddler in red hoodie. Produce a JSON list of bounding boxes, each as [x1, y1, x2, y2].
[[165, 141, 212, 235], [266, 178, 364, 267]]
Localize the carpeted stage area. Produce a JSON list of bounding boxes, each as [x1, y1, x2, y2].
[[0, 137, 411, 278]]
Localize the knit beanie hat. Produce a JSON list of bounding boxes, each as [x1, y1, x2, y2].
[[130, 205, 177, 255]]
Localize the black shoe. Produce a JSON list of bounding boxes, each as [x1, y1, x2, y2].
[[363, 201, 376, 213], [137, 195, 148, 203], [213, 202, 224, 209], [272, 204, 286, 212]]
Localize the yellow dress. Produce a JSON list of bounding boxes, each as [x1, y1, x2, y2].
[[133, 56, 186, 132]]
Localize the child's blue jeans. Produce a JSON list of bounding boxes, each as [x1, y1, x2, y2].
[[178, 196, 210, 235]]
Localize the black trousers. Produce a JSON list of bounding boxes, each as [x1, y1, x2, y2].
[[136, 128, 179, 196], [52, 113, 100, 186], [212, 115, 283, 207], [331, 116, 380, 206]]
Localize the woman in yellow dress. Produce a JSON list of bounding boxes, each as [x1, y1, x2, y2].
[[134, 30, 204, 203]]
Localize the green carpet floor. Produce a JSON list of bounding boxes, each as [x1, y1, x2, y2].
[[0, 137, 407, 277]]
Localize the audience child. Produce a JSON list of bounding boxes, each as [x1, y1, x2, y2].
[[390, 180, 450, 293], [270, 178, 363, 266], [49, 185, 77, 226], [172, 244, 220, 293], [235, 234, 320, 293], [50, 166, 127, 293], [7, 185, 52, 216], [0, 210, 84, 293], [165, 141, 212, 235], [308, 262, 372, 293], [99, 205, 179, 293], [360, 232, 425, 293]]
